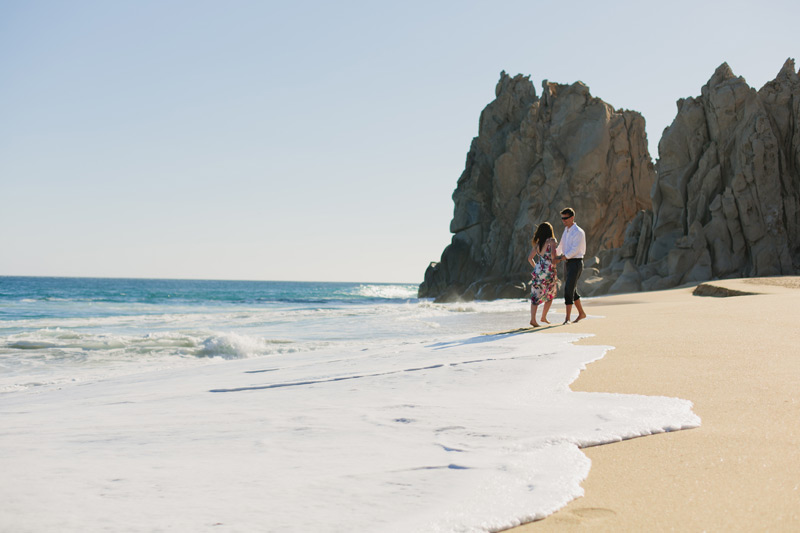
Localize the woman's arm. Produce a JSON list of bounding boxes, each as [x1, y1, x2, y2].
[[549, 239, 560, 263], [528, 248, 537, 268]]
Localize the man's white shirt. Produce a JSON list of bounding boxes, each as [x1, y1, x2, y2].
[[557, 224, 586, 259]]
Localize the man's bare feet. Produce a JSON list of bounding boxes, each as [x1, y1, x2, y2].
[[541, 317, 550, 324], [574, 313, 587, 323], [530, 321, 539, 328], [562, 318, 571, 325]]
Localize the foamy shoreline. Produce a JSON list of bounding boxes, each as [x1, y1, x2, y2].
[[507, 276, 800, 531], [0, 280, 702, 532]]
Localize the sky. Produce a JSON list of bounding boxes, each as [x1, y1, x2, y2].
[[1, 0, 798, 283]]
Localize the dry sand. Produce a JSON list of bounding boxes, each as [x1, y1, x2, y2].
[[505, 277, 800, 532]]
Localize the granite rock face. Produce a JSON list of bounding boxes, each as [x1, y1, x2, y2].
[[419, 72, 655, 301], [597, 59, 800, 294], [421, 59, 800, 301]]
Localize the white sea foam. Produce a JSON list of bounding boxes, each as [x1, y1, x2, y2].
[[196, 332, 297, 359], [0, 328, 320, 392], [0, 322, 699, 532], [352, 283, 419, 299], [0, 290, 700, 531], [0, 298, 565, 394]]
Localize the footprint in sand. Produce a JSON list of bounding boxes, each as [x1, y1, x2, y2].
[[552, 507, 617, 525]]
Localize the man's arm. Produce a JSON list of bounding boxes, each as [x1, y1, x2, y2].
[[577, 227, 587, 258], [560, 230, 576, 259]]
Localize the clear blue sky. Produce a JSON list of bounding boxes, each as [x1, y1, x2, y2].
[[1, 0, 797, 282]]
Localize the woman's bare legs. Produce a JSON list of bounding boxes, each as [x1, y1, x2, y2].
[[530, 302, 539, 327], [540, 300, 552, 323]]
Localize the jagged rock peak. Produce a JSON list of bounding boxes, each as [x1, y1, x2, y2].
[[540, 79, 594, 105], [773, 57, 798, 83], [759, 58, 800, 101], [701, 62, 746, 99], [712, 62, 736, 82], [495, 71, 536, 99], [542, 79, 590, 93]]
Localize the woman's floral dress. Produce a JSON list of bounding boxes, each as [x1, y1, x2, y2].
[[531, 241, 557, 305]]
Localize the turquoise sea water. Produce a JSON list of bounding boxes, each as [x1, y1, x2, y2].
[[0, 276, 435, 392], [0, 276, 419, 318]]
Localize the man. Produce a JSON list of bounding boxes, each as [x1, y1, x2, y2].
[[556, 207, 587, 324]]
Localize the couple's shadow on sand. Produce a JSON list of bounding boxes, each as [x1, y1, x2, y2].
[[427, 323, 563, 350]]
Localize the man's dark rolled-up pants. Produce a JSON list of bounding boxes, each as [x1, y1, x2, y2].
[[564, 258, 583, 305]]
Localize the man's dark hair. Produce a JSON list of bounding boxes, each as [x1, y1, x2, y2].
[[560, 207, 575, 218]]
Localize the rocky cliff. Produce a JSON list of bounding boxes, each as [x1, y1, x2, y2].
[[419, 72, 655, 301], [596, 58, 800, 295], [420, 59, 800, 301]]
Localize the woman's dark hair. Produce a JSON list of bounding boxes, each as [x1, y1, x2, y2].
[[532, 222, 554, 252]]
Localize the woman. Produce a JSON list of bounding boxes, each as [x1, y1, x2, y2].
[[527, 222, 559, 327]]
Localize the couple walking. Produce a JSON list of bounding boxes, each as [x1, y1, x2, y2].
[[527, 207, 587, 327]]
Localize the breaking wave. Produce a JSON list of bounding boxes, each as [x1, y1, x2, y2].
[[196, 333, 296, 360]]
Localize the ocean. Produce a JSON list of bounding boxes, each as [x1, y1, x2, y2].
[[0, 276, 699, 532], [0, 277, 441, 393]]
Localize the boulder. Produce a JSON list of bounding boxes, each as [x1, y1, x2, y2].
[[579, 274, 616, 297], [608, 260, 643, 294], [496, 282, 528, 299]]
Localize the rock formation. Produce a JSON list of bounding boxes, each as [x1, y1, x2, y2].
[[595, 58, 800, 294], [420, 59, 800, 301], [419, 72, 655, 302]]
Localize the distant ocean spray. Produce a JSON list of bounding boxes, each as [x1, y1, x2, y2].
[[0, 276, 699, 531]]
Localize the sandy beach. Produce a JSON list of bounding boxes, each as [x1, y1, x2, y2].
[[506, 276, 800, 531]]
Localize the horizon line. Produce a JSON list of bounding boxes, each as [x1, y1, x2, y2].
[[0, 274, 419, 285]]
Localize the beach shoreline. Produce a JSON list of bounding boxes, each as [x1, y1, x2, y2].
[[4, 278, 698, 532], [2, 277, 798, 530], [505, 276, 800, 531]]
